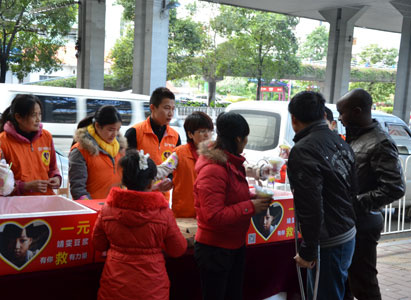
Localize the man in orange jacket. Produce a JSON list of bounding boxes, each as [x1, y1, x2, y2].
[[125, 87, 181, 196]]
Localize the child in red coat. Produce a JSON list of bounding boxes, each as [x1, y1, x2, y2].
[[92, 149, 187, 300]]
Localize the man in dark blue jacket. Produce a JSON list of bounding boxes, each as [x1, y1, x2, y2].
[[338, 89, 405, 300], [287, 91, 357, 300]]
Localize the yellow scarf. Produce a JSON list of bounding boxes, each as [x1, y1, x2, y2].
[[87, 124, 120, 158]]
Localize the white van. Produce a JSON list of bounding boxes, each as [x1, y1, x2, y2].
[[0, 84, 186, 147], [0, 84, 149, 139], [226, 100, 411, 214]]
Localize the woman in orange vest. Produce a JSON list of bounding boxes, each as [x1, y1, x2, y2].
[[0, 94, 61, 195], [156, 112, 213, 217], [69, 106, 126, 200]]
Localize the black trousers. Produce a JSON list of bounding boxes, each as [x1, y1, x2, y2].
[[345, 211, 383, 300], [194, 242, 246, 300]]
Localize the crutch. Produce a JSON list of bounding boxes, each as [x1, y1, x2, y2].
[[294, 215, 320, 300]]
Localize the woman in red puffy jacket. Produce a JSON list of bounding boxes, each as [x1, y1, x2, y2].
[[193, 112, 271, 300], [92, 149, 187, 300]]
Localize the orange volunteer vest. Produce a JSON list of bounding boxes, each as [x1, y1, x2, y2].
[[71, 143, 123, 199], [172, 143, 198, 218], [133, 118, 179, 201], [133, 118, 179, 165], [0, 129, 56, 196]]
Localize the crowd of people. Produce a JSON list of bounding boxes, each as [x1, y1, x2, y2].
[[0, 86, 405, 300]]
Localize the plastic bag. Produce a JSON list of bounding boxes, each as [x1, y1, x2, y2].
[[0, 159, 15, 196]]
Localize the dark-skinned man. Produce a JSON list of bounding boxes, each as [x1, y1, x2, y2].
[[337, 88, 405, 300]]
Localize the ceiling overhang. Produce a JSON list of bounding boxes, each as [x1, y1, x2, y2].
[[201, 0, 410, 33]]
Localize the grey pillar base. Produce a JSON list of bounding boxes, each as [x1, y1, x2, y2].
[[320, 6, 367, 103], [76, 0, 106, 90], [391, 1, 411, 122], [132, 0, 170, 95]]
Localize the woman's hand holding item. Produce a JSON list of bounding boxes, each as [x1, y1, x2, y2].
[[48, 176, 61, 189], [260, 164, 274, 180], [251, 197, 271, 215], [25, 180, 48, 193], [154, 178, 173, 192]]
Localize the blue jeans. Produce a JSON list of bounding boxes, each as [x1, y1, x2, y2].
[[307, 238, 355, 300]]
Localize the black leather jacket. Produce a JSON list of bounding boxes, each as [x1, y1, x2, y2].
[[288, 121, 357, 261], [346, 120, 405, 217]]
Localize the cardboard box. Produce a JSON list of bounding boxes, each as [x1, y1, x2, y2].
[[246, 189, 296, 246], [0, 196, 97, 275]]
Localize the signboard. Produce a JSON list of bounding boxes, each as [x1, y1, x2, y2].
[[261, 86, 284, 93], [0, 196, 97, 275], [246, 190, 297, 246]]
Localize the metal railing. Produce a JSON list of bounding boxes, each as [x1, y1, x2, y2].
[[269, 157, 411, 236], [382, 155, 411, 235], [176, 106, 226, 123]]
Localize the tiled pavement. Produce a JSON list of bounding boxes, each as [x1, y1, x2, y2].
[[378, 237, 411, 300]]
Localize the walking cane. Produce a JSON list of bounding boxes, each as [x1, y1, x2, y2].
[[294, 215, 320, 300]]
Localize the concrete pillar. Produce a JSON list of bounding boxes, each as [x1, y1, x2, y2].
[[132, 0, 170, 95], [319, 6, 367, 103], [391, 0, 411, 122], [76, 0, 106, 90]]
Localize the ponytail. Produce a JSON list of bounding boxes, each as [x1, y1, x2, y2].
[[0, 107, 12, 132], [76, 116, 94, 130], [119, 150, 157, 191]]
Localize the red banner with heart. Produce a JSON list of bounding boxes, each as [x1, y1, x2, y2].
[[246, 190, 296, 246], [0, 213, 97, 275]]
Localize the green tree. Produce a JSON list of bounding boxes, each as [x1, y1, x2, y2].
[[109, 26, 134, 88], [358, 44, 398, 67], [115, 0, 135, 21], [198, 12, 238, 105], [114, 0, 205, 81], [300, 25, 328, 61], [216, 77, 257, 99], [349, 81, 395, 104], [214, 6, 300, 100], [0, 0, 77, 82], [167, 9, 205, 80]]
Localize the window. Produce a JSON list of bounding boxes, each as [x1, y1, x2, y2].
[[234, 110, 281, 151], [387, 124, 411, 137], [86, 99, 132, 125], [143, 102, 151, 118], [36, 95, 77, 123], [39, 75, 58, 81]]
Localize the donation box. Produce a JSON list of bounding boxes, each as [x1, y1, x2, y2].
[[246, 190, 296, 246], [0, 196, 97, 275]]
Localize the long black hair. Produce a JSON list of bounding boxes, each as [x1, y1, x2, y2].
[[119, 149, 157, 191], [0, 94, 42, 132], [215, 112, 249, 154]]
